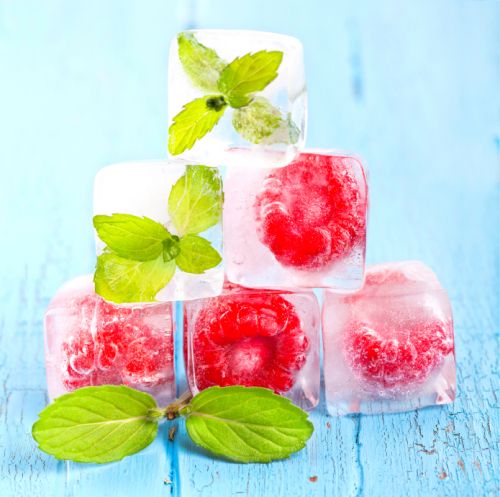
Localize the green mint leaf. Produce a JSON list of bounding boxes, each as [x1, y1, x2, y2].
[[168, 96, 227, 155], [94, 252, 175, 303], [180, 386, 314, 463], [177, 32, 227, 92], [32, 386, 159, 464], [175, 234, 222, 274], [218, 50, 283, 108], [162, 235, 180, 262], [168, 165, 223, 236], [93, 214, 171, 261], [232, 97, 299, 145]]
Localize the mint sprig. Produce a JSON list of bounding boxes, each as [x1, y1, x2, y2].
[[181, 386, 313, 463], [168, 164, 223, 235], [232, 96, 299, 145], [94, 252, 176, 303], [32, 386, 158, 463], [93, 165, 223, 303], [176, 235, 222, 274], [93, 214, 170, 261], [33, 386, 314, 464], [169, 33, 299, 155], [168, 96, 227, 156], [178, 32, 227, 92], [217, 50, 283, 108]]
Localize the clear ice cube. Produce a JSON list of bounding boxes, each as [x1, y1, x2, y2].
[[44, 275, 176, 405], [184, 282, 320, 410], [322, 261, 456, 415], [168, 29, 307, 168], [93, 160, 224, 301], [224, 150, 368, 290]]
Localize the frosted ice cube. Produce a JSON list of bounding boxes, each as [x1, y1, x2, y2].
[[224, 150, 368, 290], [44, 275, 175, 405], [323, 261, 456, 415], [94, 160, 224, 302], [184, 282, 320, 410], [168, 29, 306, 168]]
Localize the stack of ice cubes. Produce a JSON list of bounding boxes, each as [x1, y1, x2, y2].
[[44, 30, 456, 414]]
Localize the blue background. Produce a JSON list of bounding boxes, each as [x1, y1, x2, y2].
[[0, 1, 498, 496]]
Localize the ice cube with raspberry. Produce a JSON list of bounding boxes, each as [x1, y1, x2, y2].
[[44, 275, 175, 405], [322, 261, 456, 415], [223, 150, 368, 290], [184, 283, 320, 410]]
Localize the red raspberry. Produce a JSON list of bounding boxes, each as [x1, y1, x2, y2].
[[123, 331, 173, 387], [61, 364, 95, 390], [61, 329, 97, 390], [60, 297, 173, 391], [254, 152, 366, 270], [343, 319, 454, 391], [191, 292, 309, 393]]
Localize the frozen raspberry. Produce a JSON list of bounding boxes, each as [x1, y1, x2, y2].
[[61, 329, 97, 390], [254, 153, 366, 270], [191, 293, 309, 393], [123, 331, 173, 387], [343, 319, 454, 391], [61, 364, 94, 390], [60, 298, 173, 391], [61, 330, 95, 375]]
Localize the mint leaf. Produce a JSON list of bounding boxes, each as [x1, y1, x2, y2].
[[94, 252, 175, 303], [168, 165, 223, 236], [93, 214, 171, 261], [175, 235, 221, 274], [180, 386, 314, 463], [32, 386, 159, 464], [218, 50, 283, 108], [168, 96, 227, 155], [177, 32, 226, 92], [232, 97, 299, 145]]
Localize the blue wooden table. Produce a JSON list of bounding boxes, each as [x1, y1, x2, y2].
[[1, 1, 498, 496]]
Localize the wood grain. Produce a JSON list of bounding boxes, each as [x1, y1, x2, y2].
[[0, 0, 498, 496]]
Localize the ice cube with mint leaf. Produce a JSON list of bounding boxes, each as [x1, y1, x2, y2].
[[93, 161, 223, 303], [168, 30, 307, 168]]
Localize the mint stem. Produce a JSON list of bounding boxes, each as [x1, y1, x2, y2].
[[206, 95, 227, 111], [164, 390, 193, 420]]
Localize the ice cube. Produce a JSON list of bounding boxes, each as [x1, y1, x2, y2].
[[44, 275, 175, 405], [93, 160, 224, 302], [224, 150, 368, 290], [168, 30, 306, 168], [184, 282, 320, 410], [322, 261, 456, 415]]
